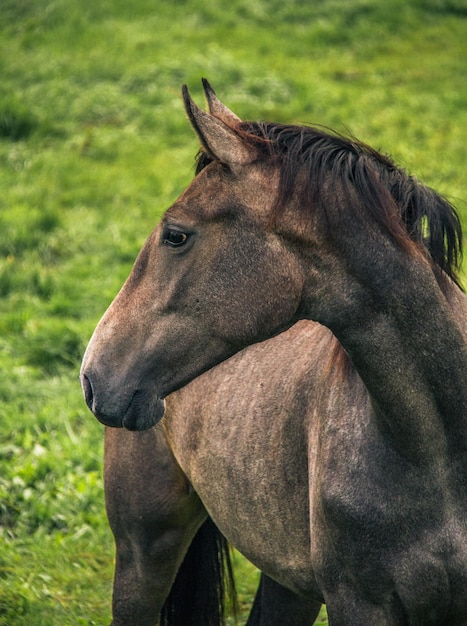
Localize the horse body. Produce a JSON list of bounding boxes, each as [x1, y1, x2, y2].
[[164, 313, 467, 624], [164, 320, 324, 598], [82, 80, 467, 624]]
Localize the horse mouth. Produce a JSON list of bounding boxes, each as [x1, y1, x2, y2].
[[121, 390, 166, 431]]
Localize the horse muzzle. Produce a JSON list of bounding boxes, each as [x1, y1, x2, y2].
[[81, 371, 166, 431]]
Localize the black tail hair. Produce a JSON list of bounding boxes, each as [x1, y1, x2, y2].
[[160, 517, 237, 626]]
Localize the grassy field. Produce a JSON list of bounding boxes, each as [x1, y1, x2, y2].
[[1, 0, 466, 623]]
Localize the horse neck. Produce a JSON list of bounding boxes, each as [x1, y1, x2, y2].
[[303, 232, 467, 465]]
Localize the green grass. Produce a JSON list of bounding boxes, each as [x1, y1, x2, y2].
[[0, 0, 466, 623]]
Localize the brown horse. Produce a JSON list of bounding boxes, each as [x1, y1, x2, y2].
[[82, 80, 467, 625]]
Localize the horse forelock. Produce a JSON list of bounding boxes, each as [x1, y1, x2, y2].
[[194, 121, 463, 290]]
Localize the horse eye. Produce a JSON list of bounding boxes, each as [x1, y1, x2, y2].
[[163, 229, 188, 248]]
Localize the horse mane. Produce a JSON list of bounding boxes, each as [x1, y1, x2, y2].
[[196, 122, 463, 289]]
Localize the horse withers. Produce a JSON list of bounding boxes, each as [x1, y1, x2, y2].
[[82, 80, 467, 625]]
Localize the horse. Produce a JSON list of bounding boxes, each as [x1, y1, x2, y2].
[[81, 79, 467, 625]]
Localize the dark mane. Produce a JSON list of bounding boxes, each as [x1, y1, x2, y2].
[[196, 122, 463, 288]]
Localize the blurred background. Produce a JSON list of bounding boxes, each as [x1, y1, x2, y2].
[[0, 0, 466, 623]]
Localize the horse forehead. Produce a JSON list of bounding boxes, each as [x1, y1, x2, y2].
[[171, 162, 280, 221]]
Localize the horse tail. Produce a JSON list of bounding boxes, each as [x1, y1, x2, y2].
[[160, 517, 237, 626]]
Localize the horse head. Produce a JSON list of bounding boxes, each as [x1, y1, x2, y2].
[[81, 80, 306, 430]]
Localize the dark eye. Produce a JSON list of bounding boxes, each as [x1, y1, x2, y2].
[[163, 229, 189, 248]]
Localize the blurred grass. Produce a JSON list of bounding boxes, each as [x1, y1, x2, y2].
[[0, 0, 465, 623]]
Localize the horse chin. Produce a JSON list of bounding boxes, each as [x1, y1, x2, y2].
[[122, 394, 166, 431]]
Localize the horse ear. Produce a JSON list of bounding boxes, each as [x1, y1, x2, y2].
[[201, 78, 241, 126], [182, 83, 254, 168]]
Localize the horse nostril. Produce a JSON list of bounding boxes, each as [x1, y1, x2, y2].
[[82, 374, 94, 412]]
